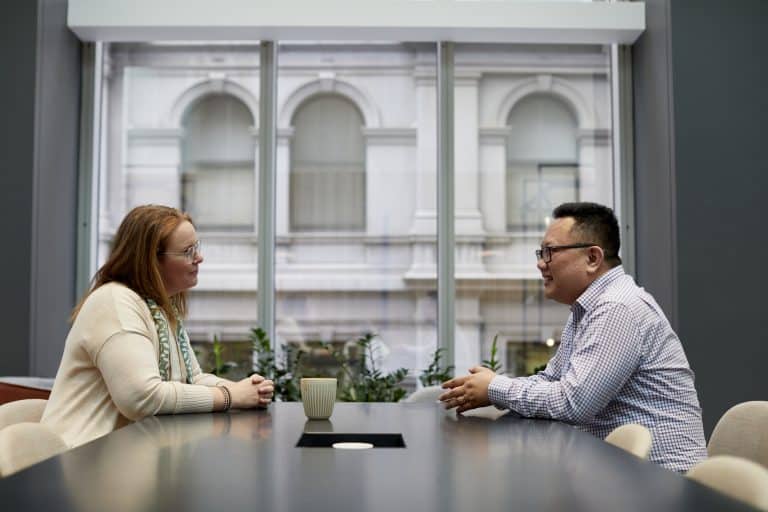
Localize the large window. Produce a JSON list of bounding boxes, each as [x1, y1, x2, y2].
[[87, 37, 627, 386], [275, 42, 438, 380]]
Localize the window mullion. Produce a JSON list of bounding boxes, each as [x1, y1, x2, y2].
[[258, 41, 278, 348], [76, 42, 102, 300], [437, 41, 455, 376], [611, 43, 636, 276]]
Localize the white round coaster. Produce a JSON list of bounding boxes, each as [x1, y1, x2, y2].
[[332, 442, 374, 450]]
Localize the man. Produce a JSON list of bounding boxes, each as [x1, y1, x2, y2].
[[440, 202, 707, 472]]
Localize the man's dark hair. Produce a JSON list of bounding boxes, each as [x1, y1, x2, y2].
[[553, 202, 622, 267]]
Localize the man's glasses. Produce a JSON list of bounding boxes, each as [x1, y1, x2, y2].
[[161, 240, 202, 262], [535, 243, 596, 264]]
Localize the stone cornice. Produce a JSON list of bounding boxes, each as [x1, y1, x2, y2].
[[362, 127, 417, 145]]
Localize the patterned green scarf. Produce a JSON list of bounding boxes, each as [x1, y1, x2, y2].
[[145, 298, 196, 384]]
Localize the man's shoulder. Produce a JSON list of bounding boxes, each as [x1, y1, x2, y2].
[[593, 273, 642, 305], [593, 276, 671, 329]]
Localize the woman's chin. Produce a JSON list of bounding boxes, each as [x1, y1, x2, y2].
[[180, 278, 198, 292]]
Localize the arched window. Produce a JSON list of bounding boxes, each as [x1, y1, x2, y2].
[[182, 94, 255, 231], [506, 94, 578, 231], [290, 94, 365, 231]]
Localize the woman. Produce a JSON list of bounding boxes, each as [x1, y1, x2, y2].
[[42, 205, 273, 447]]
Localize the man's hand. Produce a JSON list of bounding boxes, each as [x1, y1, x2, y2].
[[439, 366, 496, 413]]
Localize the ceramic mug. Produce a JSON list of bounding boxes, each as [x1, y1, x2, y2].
[[300, 378, 337, 419]]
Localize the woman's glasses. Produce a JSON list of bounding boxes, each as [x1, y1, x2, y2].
[[161, 240, 202, 262]]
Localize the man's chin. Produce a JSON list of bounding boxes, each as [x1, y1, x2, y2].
[[542, 287, 567, 304]]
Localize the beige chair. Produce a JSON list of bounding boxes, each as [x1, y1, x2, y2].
[[686, 455, 768, 511], [605, 423, 653, 459], [0, 422, 68, 477], [0, 378, 53, 405], [708, 401, 768, 468], [0, 398, 48, 430]]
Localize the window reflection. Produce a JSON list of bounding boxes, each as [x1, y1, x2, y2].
[[290, 94, 365, 231], [182, 94, 256, 231], [507, 94, 579, 231]]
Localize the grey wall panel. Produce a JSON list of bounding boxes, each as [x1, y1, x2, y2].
[[635, 0, 768, 437], [0, 0, 80, 377], [30, 0, 80, 376], [0, 1, 39, 375], [29, 0, 81, 376], [669, 0, 768, 435], [632, 0, 678, 327]]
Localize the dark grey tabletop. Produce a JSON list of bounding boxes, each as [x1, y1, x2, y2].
[[0, 402, 757, 511]]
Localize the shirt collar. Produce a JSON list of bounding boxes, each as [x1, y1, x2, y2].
[[573, 265, 625, 314]]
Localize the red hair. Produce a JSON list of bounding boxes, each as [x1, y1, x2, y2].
[[72, 205, 193, 327]]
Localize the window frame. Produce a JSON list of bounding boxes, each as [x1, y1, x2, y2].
[[74, 3, 641, 375]]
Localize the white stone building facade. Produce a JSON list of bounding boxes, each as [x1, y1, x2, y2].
[[97, 42, 615, 378]]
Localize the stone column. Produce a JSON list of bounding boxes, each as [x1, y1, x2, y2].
[[406, 66, 438, 278], [454, 72, 485, 236], [275, 128, 293, 237], [124, 128, 183, 209], [362, 128, 418, 236], [410, 68, 437, 237], [479, 128, 508, 234], [454, 72, 485, 275], [577, 129, 613, 205]]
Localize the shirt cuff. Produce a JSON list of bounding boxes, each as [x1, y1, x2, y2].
[[488, 374, 518, 409], [171, 382, 215, 414]]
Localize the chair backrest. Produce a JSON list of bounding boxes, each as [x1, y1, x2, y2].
[[605, 423, 653, 459], [0, 378, 53, 405], [0, 422, 68, 477], [708, 401, 768, 468], [0, 399, 48, 430], [686, 455, 768, 511]]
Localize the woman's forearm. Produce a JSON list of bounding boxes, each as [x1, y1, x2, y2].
[[212, 385, 228, 411]]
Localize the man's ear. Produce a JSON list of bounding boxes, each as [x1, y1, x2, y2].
[[586, 246, 604, 271]]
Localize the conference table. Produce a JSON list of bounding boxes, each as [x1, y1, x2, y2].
[[0, 402, 757, 511]]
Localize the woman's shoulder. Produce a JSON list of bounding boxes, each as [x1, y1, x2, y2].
[[80, 282, 152, 329], [71, 282, 155, 361], [87, 281, 143, 305]]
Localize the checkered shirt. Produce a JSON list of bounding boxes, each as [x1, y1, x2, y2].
[[488, 266, 708, 472]]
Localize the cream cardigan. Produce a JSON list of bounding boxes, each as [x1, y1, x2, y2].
[[42, 282, 224, 447]]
